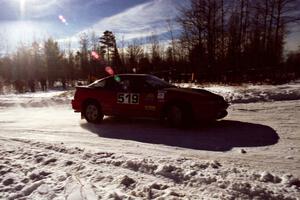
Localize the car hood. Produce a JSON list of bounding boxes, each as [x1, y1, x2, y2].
[[165, 87, 224, 100]]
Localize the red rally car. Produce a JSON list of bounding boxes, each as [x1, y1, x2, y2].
[[72, 74, 229, 127]]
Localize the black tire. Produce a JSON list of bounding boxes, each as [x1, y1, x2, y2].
[[83, 101, 103, 124], [166, 104, 191, 128]]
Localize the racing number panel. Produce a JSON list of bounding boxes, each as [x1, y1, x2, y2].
[[117, 93, 140, 104]]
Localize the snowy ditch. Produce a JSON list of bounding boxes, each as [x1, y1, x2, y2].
[[0, 138, 299, 200]]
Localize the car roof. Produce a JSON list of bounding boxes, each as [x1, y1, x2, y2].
[[114, 73, 151, 77], [95, 74, 152, 82], [105, 74, 154, 79]]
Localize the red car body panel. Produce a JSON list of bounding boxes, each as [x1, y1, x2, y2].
[[71, 74, 229, 121]]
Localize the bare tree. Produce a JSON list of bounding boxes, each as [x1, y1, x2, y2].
[[79, 33, 90, 77], [126, 39, 144, 72], [120, 35, 126, 65], [148, 32, 162, 71], [166, 18, 177, 63], [273, 0, 300, 63], [90, 31, 99, 51]]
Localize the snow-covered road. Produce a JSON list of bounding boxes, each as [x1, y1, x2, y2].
[[0, 85, 299, 199]]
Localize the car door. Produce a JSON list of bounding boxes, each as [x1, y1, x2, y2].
[[112, 76, 157, 118], [129, 76, 158, 118], [94, 76, 121, 116], [113, 76, 141, 117]]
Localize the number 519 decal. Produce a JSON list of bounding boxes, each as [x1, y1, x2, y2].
[[117, 93, 140, 104]]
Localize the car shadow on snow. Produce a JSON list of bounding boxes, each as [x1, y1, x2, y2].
[[80, 118, 279, 151]]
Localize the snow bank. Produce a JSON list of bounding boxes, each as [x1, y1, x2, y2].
[[0, 90, 74, 108], [1, 81, 300, 109], [0, 138, 299, 199], [178, 80, 300, 103]]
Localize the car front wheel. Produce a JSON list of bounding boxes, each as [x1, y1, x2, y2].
[[166, 104, 191, 128], [83, 102, 103, 124]]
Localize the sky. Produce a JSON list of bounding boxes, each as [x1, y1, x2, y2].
[[0, 0, 299, 53], [0, 0, 182, 53]]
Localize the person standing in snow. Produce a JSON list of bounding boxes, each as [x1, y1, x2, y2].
[[0, 81, 3, 94], [40, 78, 47, 91], [28, 79, 35, 92]]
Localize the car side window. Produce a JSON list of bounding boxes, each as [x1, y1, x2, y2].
[[145, 77, 165, 90], [119, 79, 130, 92], [104, 77, 121, 91], [129, 77, 153, 92], [103, 77, 131, 92]]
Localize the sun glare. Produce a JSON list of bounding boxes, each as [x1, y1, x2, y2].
[[20, 0, 26, 19]]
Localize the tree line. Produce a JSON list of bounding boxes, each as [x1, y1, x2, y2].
[[0, 0, 300, 93], [176, 0, 300, 82]]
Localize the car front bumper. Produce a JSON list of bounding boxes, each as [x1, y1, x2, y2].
[[193, 100, 229, 120]]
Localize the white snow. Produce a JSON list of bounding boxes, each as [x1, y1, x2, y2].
[[0, 82, 299, 199], [0, 90, 73, 108], [178, 80, 300, 103]]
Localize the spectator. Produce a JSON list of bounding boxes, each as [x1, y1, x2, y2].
[[28, 79, 35, 92], [40, 78, 47, 91], [14, 80, 25, 93], [0, 81, 3, 94]]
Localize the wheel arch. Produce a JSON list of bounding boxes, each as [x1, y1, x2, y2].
[[81, 98, 104, 123], [161, 98, 193, 118], [81, 98, 102, 111]]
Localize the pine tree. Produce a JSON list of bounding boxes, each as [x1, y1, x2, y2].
[[44, 38, 63, 87], [99, 30, 123, 72]]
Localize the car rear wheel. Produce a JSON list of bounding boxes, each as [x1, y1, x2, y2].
[[83, 102, 103, 124]]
